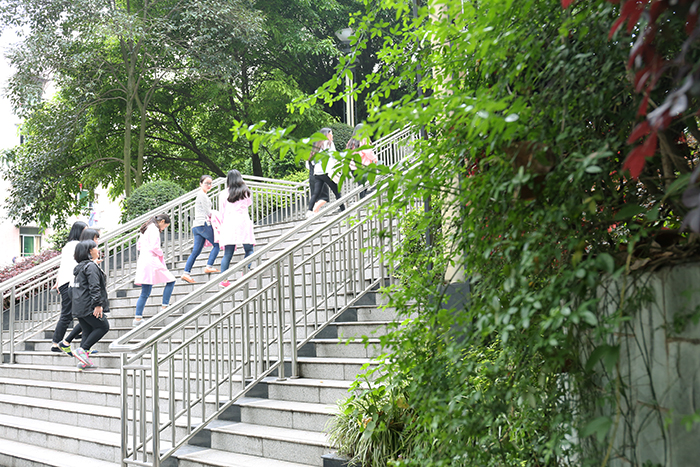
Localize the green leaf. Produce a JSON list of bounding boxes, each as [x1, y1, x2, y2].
[[596, 253, 615, 274], [614, 203, 646, 220], [585, 344, 619, 373], [582, 416, 612, 442]]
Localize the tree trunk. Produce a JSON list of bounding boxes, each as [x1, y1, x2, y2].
[[249, 140, 263, 176], [134, 91, 148, 188], [124, 86, 133, 196]]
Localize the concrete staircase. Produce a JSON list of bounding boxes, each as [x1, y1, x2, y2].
[[0, 213, 399, 467]]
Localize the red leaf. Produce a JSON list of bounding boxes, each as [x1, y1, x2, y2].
[[686, 13, 698, 35], [634, 67, 651, 92], [638, 94, 650, 116], [627, 120, 651, 144], [649, 1, 666, 23], [642, 131, 658, 156], [609, 16, 627, 39], [623, 132, 658, 179], [561, 0, 575, 8], [626, 1, 650, 34], [623, 145, 648, 178]]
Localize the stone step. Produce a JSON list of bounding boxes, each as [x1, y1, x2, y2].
[[0, 363, 121, 386], [173, 443, 315, 467], [0, 393, 122, 433], [0, 413, 122, 463], [226, 397, 335, 433], [206, 420, 331, 467], [263, 378, 353, 406], [0, 376, 120, 406], [0, 438, 118, 467], [309, 338, 383, 359], [297, 356, 377, 381], [0, 208, 397, 467]]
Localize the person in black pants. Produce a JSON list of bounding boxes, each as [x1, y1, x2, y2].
[[50, 221, 87, 355], [306, 128, 331, 215], [71, 240, 110, 371], [307, 127, 345, 215]]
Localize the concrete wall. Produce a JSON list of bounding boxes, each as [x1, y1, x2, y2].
[[606, 263, 700, 466]]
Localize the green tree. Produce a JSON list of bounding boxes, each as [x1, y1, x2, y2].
[[0, 0, 265, 226]]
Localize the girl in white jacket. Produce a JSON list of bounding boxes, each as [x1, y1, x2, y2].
[[50, 221, 87, 355]]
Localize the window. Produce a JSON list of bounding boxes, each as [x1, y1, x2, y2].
[[19, 227, 42, 257]]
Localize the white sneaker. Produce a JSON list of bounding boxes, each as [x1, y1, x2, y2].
[[132, 318, 147, 327], [305, 211, 315, 219]]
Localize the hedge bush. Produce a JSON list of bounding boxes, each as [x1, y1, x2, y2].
[[121, 180, 186, 223]]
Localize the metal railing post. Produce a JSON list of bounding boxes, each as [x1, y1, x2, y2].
[[120, 353, 129, 467], [276, 262, 286, 380], [288, 253, 299, 378], [9, 288, 15, 364], [152, 346, 161, 467]]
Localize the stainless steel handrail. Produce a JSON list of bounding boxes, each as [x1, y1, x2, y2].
[[108, 126, 418, 467], [0, 177, 308, 363]]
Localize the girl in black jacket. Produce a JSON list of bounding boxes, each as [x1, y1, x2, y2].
[[71, 240, 110, 370]]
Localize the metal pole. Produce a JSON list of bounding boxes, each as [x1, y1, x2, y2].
[[346, 73, 353, 127]]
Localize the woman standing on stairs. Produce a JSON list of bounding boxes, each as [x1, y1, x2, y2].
[[71, 239, 110, 371], [307, 127, 345, 216], [306, 128, 331, 215], [50, 221, 87, 355], [181, 175, 220, 284], [133, 213, 176, 326], [217, 169, 256, 288]]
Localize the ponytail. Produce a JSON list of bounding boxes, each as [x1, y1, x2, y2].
[[140, 213, 171, 234]]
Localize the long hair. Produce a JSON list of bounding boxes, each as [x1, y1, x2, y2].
[[79, 228, 100, 242], [310, 127, 332, 160], [74, 239, 97, 263], [226, 169, 251, 203], [199, 174, 212, 185], [139, 213, 171, 234], [346, 123, 370, 150], [67, 221, 88, 243]]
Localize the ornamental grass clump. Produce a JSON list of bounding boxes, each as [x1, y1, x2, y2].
[[328, 383, 415, 467]]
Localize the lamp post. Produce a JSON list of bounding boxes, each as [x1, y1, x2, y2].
[[335, 27, 355, 127]]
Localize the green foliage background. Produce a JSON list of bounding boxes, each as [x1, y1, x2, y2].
[[237, 0, 700, 465]]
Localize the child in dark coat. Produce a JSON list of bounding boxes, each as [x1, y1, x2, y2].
[[71, 240, 110, 370]]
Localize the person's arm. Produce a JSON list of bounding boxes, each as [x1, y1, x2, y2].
[[197, 191, 211, 219], [145, 225, 164, 257], [86, 263, 104, 318]]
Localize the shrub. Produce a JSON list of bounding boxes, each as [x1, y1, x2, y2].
[[47, 227, 70, 251], [0, 250, 61, 284], [121, 180, 186, 222], [0, 250, 60, 311], [283, 169, 308, 184], [329, 122, 354, 152]]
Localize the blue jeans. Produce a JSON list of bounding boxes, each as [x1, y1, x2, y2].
[[221, 244, 255, 272], [184, 225, 220, 273], [135, 282, 175, 317]]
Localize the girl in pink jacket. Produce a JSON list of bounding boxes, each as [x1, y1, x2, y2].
[[218, 170, 256, 287], [133, 213, 176, 326], [347, 123, 377, 199]]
